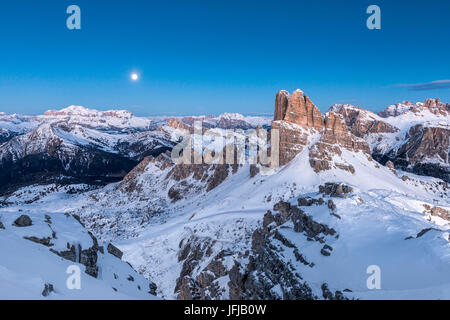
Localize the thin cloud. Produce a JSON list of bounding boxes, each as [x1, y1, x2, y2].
[[395, 80, 450, 91]]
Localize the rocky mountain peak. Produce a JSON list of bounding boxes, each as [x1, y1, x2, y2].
[[274, 90, 289, 122], [274, 89, 323, 130], [379, 98, 449, 118], [329, 104, 398, 138], [166, 118, 190, 130], [422, 98, 449, 115], [323, 112, 347, 133], [271, 90, 372, 168]]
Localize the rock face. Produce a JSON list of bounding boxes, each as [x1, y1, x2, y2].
[[175, 236, 228, 300], [272, 89, 321, 166], [41, 283, 54, 297], [274, 90, 290, 121], [272, 90, 371, 169], [50, 232, 101, 278], [229, 200, 345, 300], [379, 98, 450, 118], [422, 98, 450, 116], [163, 114, 269, 135], [167, 118, 190, 131], [329, 99, 449, 182], [164, 146, 239, 198], [107, 243, 124, 260], [373, 125, 450, 182], [319, 183, 353, 198], [13, 215, 32, 227], [423, 204, 450, 222], [274, 89, 323, 130], [174, 195, 349, 300], [330, 104, 398, 137], [321, 111, 370, 153], [309, 112, 370, 173], [271, 120, 310, 166], [216, 114, 254, 130]]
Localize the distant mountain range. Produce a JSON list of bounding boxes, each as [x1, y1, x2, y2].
[[0, 107, 272, 194]]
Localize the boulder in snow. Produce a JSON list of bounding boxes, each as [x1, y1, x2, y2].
[[13, 215, 32, 227]]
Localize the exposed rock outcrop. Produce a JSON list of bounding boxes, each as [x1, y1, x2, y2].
[[272, 89, 321, 166], [175, 235, 229, 300], [327, 99, 449, 182], [228, 201, 341, 300], [174, 197, 347, 300], [423, 204, 450, 222], [167, 118, 190, 131], [309, 112, 370, 173], [274, 90, 290, 121], [379, 98, 450, 118], [330, 104, 398, 137], [107, 243, 124, 260], [319, 183, 353, 198], [13, 215, 32, 227], [373, 124, 450, 182], [41, 283, 54, 297], [271, 120, 310, 166], [272, 90, 371, 170], [274, 89, 323, 130]]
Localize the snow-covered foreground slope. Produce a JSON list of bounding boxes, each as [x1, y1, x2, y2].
[[0, 187, 158, 300], [1, 145, 448, 299], [104, 149, 449, 299], [11, 131, 442, 299]]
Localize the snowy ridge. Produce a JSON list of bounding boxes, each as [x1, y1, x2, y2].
[[0, 107, 272, 138], [328, 100, 449, 181], [0, 186, 159, 299]]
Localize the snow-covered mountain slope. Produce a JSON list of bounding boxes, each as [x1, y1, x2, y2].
[[379, 98, 449, 119], [10, 134, 447, 299], [51, 105, 448, 299], [0, 112, 40, 135], [0, 188, 158, 299], [0, 128, 17, 144], [0, 121, 174, 194], [330, 99, 450, 182], [0, 106, 270, 193]]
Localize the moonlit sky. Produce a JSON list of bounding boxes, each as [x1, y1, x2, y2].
[[0, 0, 449, 116]]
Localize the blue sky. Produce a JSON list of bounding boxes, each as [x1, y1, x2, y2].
[[0, 0, 449, 116]]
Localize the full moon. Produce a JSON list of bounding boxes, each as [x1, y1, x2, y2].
[[131, 73, 139, 81]]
